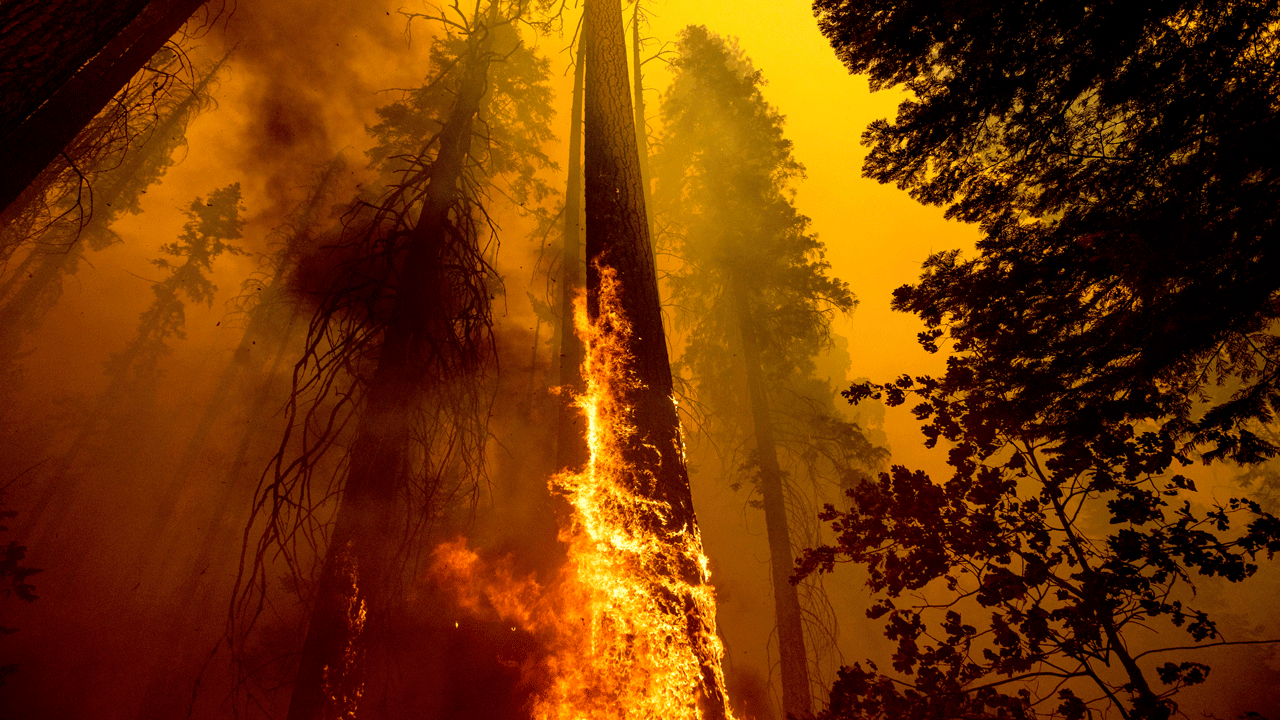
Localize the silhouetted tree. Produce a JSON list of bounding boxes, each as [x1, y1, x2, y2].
[[581, 1, 731, 716], [0, 0, 213, 216], [799, 3, 1280, 718], [0, 51, 226, 404], [227, 4, 556, 717], [20, 183, 243, 538], [655, 26, 885, 717]]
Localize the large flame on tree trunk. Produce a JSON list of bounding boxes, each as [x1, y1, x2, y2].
[[435, 267, 733, 720]]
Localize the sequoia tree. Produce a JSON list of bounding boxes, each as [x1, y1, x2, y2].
[[581, 1, 731, 716], [0, 0, 212, 217], [799, 2, 1280, 718], [227, 5, 555, 717], [655, 26, 885, 717]]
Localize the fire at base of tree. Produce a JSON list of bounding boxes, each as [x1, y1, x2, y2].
[[0, 0, 1278, 719]]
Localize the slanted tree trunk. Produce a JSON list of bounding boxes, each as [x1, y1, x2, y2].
[[0, 53, 225, 386], [581, 1, 729, 717], [285, 15, 498, 719], [0, 0, 209, 216], [556, 37, 589, 472], [731, 273, 813, 718], [0, 0, 151, 137]]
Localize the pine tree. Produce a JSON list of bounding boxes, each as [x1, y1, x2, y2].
[[654, 26, 886, 717]]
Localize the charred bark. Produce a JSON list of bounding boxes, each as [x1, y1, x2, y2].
[[731, 275, 813, 718], [582, 1, 729, 717], [0, 0, 209, 216], [285, 16, 498, 720]]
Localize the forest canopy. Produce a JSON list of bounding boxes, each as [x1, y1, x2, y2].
[[802, 2, 1280, 719]]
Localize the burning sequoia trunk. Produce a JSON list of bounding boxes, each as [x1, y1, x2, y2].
[[730, 274, 813, 717], [580, 0, 730, 717], [556, 43, 588, 471], [0, 0, 209, 217], [284, 20, 498, 720]]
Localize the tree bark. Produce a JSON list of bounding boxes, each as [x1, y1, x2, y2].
[[582, 1, 729, 717], [630, 1, 655, 247], [0, 0, 209, 216], [0, 0, 151, 136], [556, 35, 589, 472], [285, 13, 498, 718], [731, 274, 813, 718]]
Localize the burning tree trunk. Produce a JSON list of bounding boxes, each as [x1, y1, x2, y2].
[[284, 15, 500, 720], [0, 0, 209, 216], [580, 0, 731, 716], [731, 275, 812, 717], [556, 40, 588, 472]]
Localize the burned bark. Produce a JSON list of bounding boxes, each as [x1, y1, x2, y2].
[[556, 40, 588, 472], [582, 1, 729, 717], [0, 0, 209, 216]]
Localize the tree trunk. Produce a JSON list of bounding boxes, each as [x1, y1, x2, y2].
[[630, 1, 655, 247], [0, 54, 224, 382], [582, 1, 729, 717], [0, 0, 209, 216], [731, 274, 813, 718], [0, 0, 151, 137], [285, 13, 497, 718], [556, 36, 589, 472]]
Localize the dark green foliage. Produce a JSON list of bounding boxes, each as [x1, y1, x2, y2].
[[802, 2, 1280, 717], [814, 0, 1280, 464]]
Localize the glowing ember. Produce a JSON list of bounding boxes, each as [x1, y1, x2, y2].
[[434, 267, 733, 720]]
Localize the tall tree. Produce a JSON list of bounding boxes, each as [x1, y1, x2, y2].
[[18, 183, 244, 539], [0, 0, 211, 217], [799, 2, 1280, 718], [556, 29, 589, 471], [655, 26, 885, 717], [0, 51, 226, 403], [227, 5, 556, 717], [581, 1, 731, 717]]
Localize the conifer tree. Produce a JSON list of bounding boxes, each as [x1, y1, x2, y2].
[[20, 183, 243, 538], [225, 4, 556, 716], [654, 26, 886, 716]]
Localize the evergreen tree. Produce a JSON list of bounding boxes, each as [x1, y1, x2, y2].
[[19, 183, 243, 538], [226, 5, 557, 716], [655, 26, 885, 717]]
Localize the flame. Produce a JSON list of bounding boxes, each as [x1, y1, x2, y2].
[[433, 267, 733, 720]]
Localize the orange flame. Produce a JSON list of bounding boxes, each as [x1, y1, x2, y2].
[[433, 267, 733, 720]]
